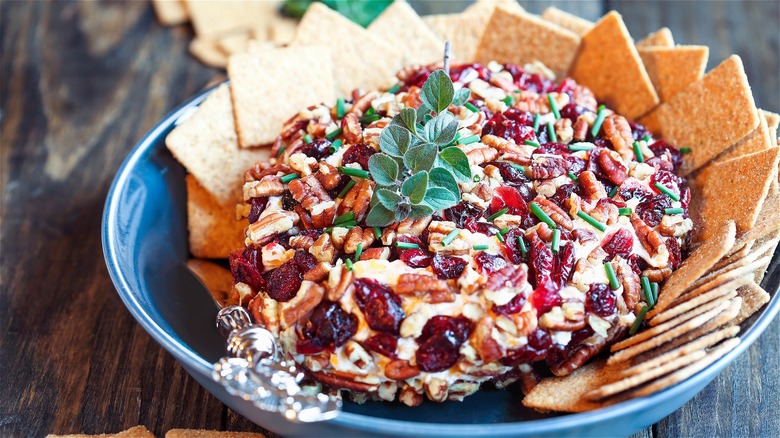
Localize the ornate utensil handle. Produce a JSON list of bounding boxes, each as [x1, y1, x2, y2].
[[211, 306, 341, 422]]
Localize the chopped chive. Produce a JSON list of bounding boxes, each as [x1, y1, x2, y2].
[[338, 166, 371, 179], [651, 282, 659, 302], [464, 102, 479, 112], [530, 202, 557, 229], [630, 305, 650, 335], [633, 141, 644, 163], [458, 134, 481, 145], [546, 121, 557, 142], [642, 134, 652, 143], [517, 236, 528, 257], [641, 276, 654, 307], [325, 127, 343, 140], [591, 104, 607, 137], [472, 244, 489, 251], [618, 207, 633, 216], [608, 186, 619, 198], [373, 227, 382, 240], [533, 113, 540, 132], [355, 243, 363, 261], [551, 229, 561, 252], [360, 113, 381, 124], [499, 227, 509, 236], [334, 211, 355, 225], [345, 258, 354, 271], [524, 139, 541, 148], [388, 83, 401, 94], [680, 147, 691, 154], [442, 228, 461, 246], [396, 242, 420, 249], [276, 146, 286, 158], [487, 208, 509, 222], [329, 139, 343, 153], [364, 108, 375, 117], [473, 174, 482, 182], [337, 179, 356, 198], [604, 262, 619, 290], [280, 173, 299, 184], [341, 220, 358, 229], [665, 207, 684, 215], [303, 134, 313, 144], [576, 210, 606, 232], [336, 97, 345, 118], [568, 171, 578, 182], [502, 94, 514, 106], [568, 143, 595, 152], [654, 182, 680, 201], [496, 231, 505, 243], [548, 94, 561, 119]]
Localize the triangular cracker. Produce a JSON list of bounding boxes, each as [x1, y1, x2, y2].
[[475, 7, 581, 79], [715, 111, 772, 162], [688, 147, 780, 243], [184, 0, 280, 40], [652, 55, 760, 174], [541, 6, 594, 36], [228, 45, 336, 147], [151, 0, 189, 26], [186, 175, 246, 259], [292, 3, 403, 96], [569, 12, 659, 120], [368, 1, 443, 66], [734, 282, 771, 324], [636, 27, 674, 48], [521, 359, 625, 412], [638, 45, 709, 102], [166, 84, 269, 205], [762, 109, 779, 148]]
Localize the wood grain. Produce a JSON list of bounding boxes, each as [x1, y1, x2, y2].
[[0, 1, 777, 437]]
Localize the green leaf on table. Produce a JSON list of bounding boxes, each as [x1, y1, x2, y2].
[[379, 124, 411, 157], [424, 187, 459, 211], [365, 203, 396, 227], [404, 143, 437, 173], [423, 112, 458, 146], [374, 188, 401, 210], [421, 70, 455, 114], [438, 147, 471, 182], [401, 171, 428, 204], [368, 154, 399, 186], [428, 167, 460, 199], [452, 88, 471, 106]]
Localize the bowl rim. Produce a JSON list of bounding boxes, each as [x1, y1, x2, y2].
[[102, 84, 780, 436]]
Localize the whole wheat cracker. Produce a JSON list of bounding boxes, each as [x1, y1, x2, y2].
[[715, 111, 772, 162], [166, 84, 269, 205], [638, 45, 709, 102], [677, 259, 768, 307], [636, 27, 674, 48], [689, 240, 776, 290], [764, 109, 780, 148], [186, 259, 234, 307], [368, 1, 443, 66], [189, 38, 228, 69], [151, 0, 188, 26], [165, 430, 265, 438], [711, 244, 752, 272], [47, 426, 155, 438], [186, 175, 246, 259], [648, 281, 741, 326], [292, 3, 403, 97], [753, 233, 779, 283], [652, 55, 760, 175], [228, 45, 336, 147], [474, 6, 581, 80], [541, 6, 594, 36], [734, 281, 771, 325], [648, 221, 736, 317], [184, 0, 280, 40], [569, 11, 659, 121]]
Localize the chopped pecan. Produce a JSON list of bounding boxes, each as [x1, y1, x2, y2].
[[349, 91, 381, 116], [482, 134, 529, 156], [536, 198, 574, 230], [572, 85, 598, 111], [330, 227, 348, 250], [326, 263, 353, 301], [531, 154, 570, 179], [484, 264, 528, 292], [246, 163, 291, 182], [294, 204, 316, 230], [384, 359, 421, 381], [380, 224, 396, 246], [246, 211, 298, 245], [397, 217, 433, 235], [499, 152, 532, 167], [549, 338, 605, 377], [472, 183, 494, 205], [573, 117, 589, 141], [314, 162, 343, 191], [279, 281, 324, 329], [341, 113, 363, 144], [395, 273, 455, 303], [310, 232, 335, 263], [539, 307, 586, 331], [377, 381, 398, 402], [447, 381, 480, 401], [603, 114, 634, 162], [311, 371, 378, 392], [289, 233, 317, 250], [590, 200, 619, 225], [247, 292, 279, 335], [303, 352, 330, 372], [571, 227, 598, 245], [289, 153, 318, 176], [511, 309, 538, 337], [554, 117, 573, 144], [261, 242, 295, 270], [343, 226, 376, 254], [643, 266, 672, 282], [471, 317, 504, 363], [631, 214, 668, 258], [463, 144, 498, 165], [615, 260, 640, 310], [425, 378, 449, 403], [579, 171, 607, 200], [289, 175, 330, 211], [337, 179, 374, 222], [344, 340, 374, 370], [243, 175, 285, 200], [489, 72, 516, 91], [597, 149, 628, 185], [304, 262, 330, 282], [360, 247, 390, 260], [399, 384, 423, 407], [427, 221, 469, 255], [400, 86, 423, 110]]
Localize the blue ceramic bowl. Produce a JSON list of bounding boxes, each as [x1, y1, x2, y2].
[[102, 85, 780, 437]]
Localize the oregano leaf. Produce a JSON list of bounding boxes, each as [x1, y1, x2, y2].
[[438, 147, 472, 182], [404, 143, 437, 173], [379, 125, 411, 157], [424, 112, 458, 146], [421, 69, 454, 114], [452, 88, 471, 106], [365, 203, 396, 227], [416, 103, 432, 123], [375, 188, 402, 210], [397, 108, 417, 132], [424, 187, 458, 210], [401, 171, 428, 204], [395, 202, 412, 222], [368, 154, 399, 186], [428, 167, 460, 199], [409, 204, 434, 219]]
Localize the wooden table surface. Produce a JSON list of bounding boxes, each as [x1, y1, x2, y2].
[[1, 1, 778, 437]]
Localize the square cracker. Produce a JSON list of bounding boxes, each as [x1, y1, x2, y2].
[[688, 147, 780, 244], [187, 175, 246, 259], [151, 0, 188, 26], [716, 111, 772, 162], [638, 45, 709, 102], [189, 38, 228, 69], [522, 360, 625, 412], [184, 0, 281, 40], [269, 16, 298, 45], [636, 27, 674, 48], [734, 282, 771, 324], [475, 6, 581, 80], [569, 12, 659, 121], [423, 13, 488, 62], [464, 0, 524, 15], [228, 45, 336, 147], [292, 3, 403, 96], [165, 431, 265, 438], [47, 426, 155, 438], [541, 6, 594, 36], [166, 84, 269, 205], [651, 55, 760, 175], [368, 1, 443, 66]]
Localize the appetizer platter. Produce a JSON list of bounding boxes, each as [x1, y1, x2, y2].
[[105, 1, 780, 435]]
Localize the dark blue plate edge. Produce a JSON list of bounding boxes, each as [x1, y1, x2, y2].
[[101, 84, 780, 437]]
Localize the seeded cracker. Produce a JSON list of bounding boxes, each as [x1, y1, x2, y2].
[[521, 360, 625, 413], [151, 0, 189, 26], [186, 259, 234, 307], [638, 45, 709, 103], [734, 281, 771, 324], [184, 0, 281, 40], [569, 12, 659, 121], [648, 279, 743, 326], [189, 38, 228, 69], [648, 221, 735, 317], [292, 3, 403, 97], [368, 1, 443, 66], [166, 84, 269, 205], [636, 27, 675, 48], [165, 430, 266, 438], [541, 6, 594, 36], [716, 111, 772, 162], [422, 14, 485, 62], [228, 45, 336, 147], [186, 175, 245, 259]]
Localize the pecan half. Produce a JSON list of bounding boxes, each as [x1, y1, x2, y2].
[[603, 114, 634, 161], [341, 113, 363, 144], [246, 211, 298, 245], [643, 266, 672, 282], [463, 144, 498, 166], [425, 378, 449, 403], [310, 232, 335, 263], [597, 149, 628, 185], [326, 263, 353, 301], [615, 260, 640, 311], [243, 175, 285, 200], [482, 134, 529, 156], [399, 384, 423, 407], [590, 200, 619, 225], [314, 162, 343, 191], [349, 91, 381, 116], [554, 117, 573, 144], [304, 262, 330, 282], [531, 154, 569, 179], [536, 198, 574, 230], [247, 293, 279, 335], [360, 247, 390, 261], [631, 214, 668, 258], [579, 171, 607, 200], [395, 273, 455, 303], [289, 233, 317, 250], [484, 264, 528, 292], [337, 179, 374, 222], [573, 117, 589, 141], [471, 316, 504, 363], [279, 281, 324, 329], [384, 359, 421, 381], [311, 371, 378, 392], [343, 226, 376, 254], [397, 217, 433, 235]]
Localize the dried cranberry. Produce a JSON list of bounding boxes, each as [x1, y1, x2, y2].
[[531, 280, 562, 316], [627, 254, 648, 277], [299, 139, 331, 159], [549, 184, 583, 210], [247, 197, 268, 224], [516, 71, 554, 93], [553, 242, 575, 288], [586, 283, 616, 317], [501, 329, 551, 366], [483, 108, 536, 145], [486, 161, 532, 189], [556, 78, 578, 96], [618, 180, 654, 203], [649, 140, 683, 171], [493, 293, 527, 315], [341, 143, 376, 170], [601, 228, 634, 261], [292, 250, 318, 272], [566, 155, 587, 175], [444, 202, 485, 228], [680, 187, 691, 216], [529, 235, 554, 287], [362, 333, 398, 359], [489, 186, 529, 216], [651, 170, 682, 196], [416, 315, 473, 372], [636, 194, 673, 227], [667, 237, 682, 269], [264, 260, 303, 302], [474, 252, 509, 276], [403, 69, 431, 89], [597, 149, 628, 185], [229, 248, 265, 291], [466, 220, 502, 237], [431, 254, 468, 279], [396, 235, 432, 268], [449, 63, 490, 83], [559, 103, 591, 122], [281, 191, 298, 211], [535, 142, 570, 156], [531, 154, 570, 179], [502, 228, 528, 264], [629, 121, 650, 141], [352, 278, 405, 334], [299, 301, 358, 352]]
